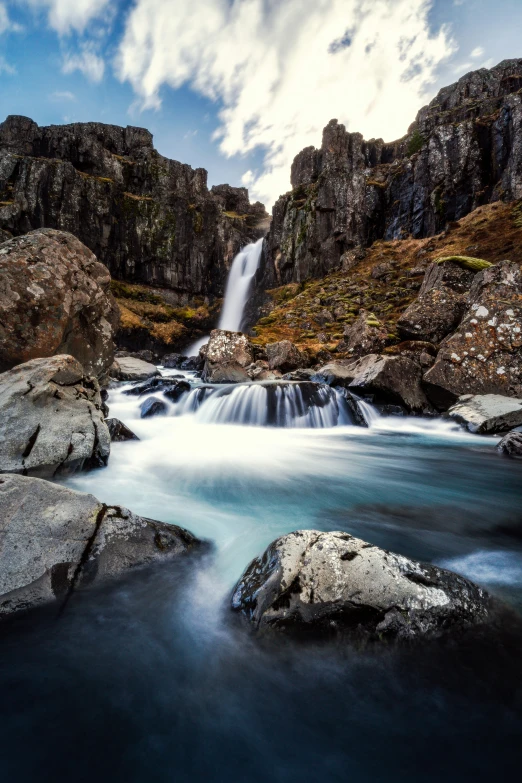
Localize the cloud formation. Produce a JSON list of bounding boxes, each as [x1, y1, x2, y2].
[[116, 0, 455, 207], [62, 42, 105, 82], [22, 0, 111, 35]]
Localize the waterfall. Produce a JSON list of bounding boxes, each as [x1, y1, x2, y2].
[[356, 399, 379, 427], [218, 238, 264, 332], [185, 238, 263, 356]]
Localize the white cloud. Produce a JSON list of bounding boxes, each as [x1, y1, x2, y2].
[[471, 46, 484, 58], [50, 89, 77, 101], [0, 3, 23, 34], [183, 129, 198, 139], [0, 54, 15, 73], [241, 170, 255, 187], [62, 43, 104, 82], [21, 0, 112, 35], [116, 0, 456, 208]]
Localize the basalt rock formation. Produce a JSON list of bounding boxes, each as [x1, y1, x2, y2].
[[262, 59, 522, 287], [0, 115, 268, 300]]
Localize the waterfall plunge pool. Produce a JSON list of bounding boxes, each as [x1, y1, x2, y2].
[[1, 372, 521, 782]]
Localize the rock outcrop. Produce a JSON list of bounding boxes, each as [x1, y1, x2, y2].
[[0, 229, 119, 376], [106, 418, 139, 442], [423, 261, 522, 407], [231, 530, 492, 640], [0, 355, 110, 478], [0, 115, 268, 300], [447, 394, 522, 433], [262, 59, 522, 287], [111, 356, 160, 382], [0, 473, 202, 618], [266, 340, 303, 373], [201, 329, 254, 383]]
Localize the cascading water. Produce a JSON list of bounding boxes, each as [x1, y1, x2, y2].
[[185, 238, 264, 356]]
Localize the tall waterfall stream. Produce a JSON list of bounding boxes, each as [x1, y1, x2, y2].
[[1, 245, 521, 781]]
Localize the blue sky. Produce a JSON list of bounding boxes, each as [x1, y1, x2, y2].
[[0, 1, 520, 207]]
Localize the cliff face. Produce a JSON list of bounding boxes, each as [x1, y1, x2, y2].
[[263, 59, 522, 287], [0, 116, 269, 301]]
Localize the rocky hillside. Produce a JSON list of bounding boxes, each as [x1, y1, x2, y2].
[[252, 199, 522, 362], [0, 116, 268, 301], [261, 59, 522, 288]]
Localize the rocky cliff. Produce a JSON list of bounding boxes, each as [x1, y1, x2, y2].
[[0, 116, 269, 301], [262, 59, 522, 287]]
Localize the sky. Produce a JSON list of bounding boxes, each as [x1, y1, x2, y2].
[[0, 0, 520, 209]]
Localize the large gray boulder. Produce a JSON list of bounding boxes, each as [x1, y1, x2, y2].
[[266, 340, 303, 373], [424, 261, 522, 408], [447, 394, 522, 434], [0, 355, 110, 479], [348, 354, 432, 414], [0, 228, 119, 377], [231, 530, 492, 641], [338, 311, 388, 358], [0, 474, 202, 618], [397, 260, 475, 344], [111, 356, 160, 382], [202, 329, 253, 383]]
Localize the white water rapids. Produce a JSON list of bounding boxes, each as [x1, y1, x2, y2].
[[186, 238, 263, 355]]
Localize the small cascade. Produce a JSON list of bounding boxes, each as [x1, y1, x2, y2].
[[356, 398, 380, 427], [185, 238, 263, 356]]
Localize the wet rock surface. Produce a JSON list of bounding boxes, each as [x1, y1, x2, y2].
[[232, 530, 492, 641], [0, 229, 119, 376], [140, 398, 168, 418], [447, 394, 522, 434], [0, 473, 202, 618], [0, 355, 110, 479], [346, 354, 431, 413], [106, 418, 139, 442], [497, 430, 522, 458]]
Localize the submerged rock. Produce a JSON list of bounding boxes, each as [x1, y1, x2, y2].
[[447, 394, 522, 434], [0, 355, 110, 479], [497, 430, 522, 459], [0, 228, 119, 377], [112, 356, 160, 382], [106, 418, 139, 442], [0, 474, 202, 618], [231, 530, 492, 641], [140, 398, 168, 418], [124, 377, 190, 399]]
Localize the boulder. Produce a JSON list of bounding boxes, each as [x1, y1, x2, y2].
[[0, 355, 110, 479], [338, 311, 388, 358], [231, 530, 492, 640], [0, 474, 202, 618], [447, 394, 522, 434], [312, 361, 359, 387], [106, 418, 139, 442], [202, 329, 254, 383], [123, 377, 190, 399], [112, 356, 160, 382], [397, 260, 475, 343], [282, 368, 316, 381], [348, 354, 432, 413], [266, 340, 303, 373], [497, 430, 522, 459], [0, 229, 119, 376], [162, 353, 186, 369], [140, 398, 168, 418], [424, 262, 522, 408], [246, 361, 282, 381]]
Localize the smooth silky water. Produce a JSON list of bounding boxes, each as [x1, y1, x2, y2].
[[1, 368, 522, 783]]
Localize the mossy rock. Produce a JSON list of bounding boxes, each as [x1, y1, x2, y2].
[[434, 255, 494, 271]]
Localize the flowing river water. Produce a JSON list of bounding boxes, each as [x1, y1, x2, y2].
[[1, 241, 522, 781]]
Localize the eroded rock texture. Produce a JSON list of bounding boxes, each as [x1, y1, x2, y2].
[[0, 473, 202, 618], [262, 59, 522, 286], [0, 116, 268, 298], [0, 355, 110, 479], [232, 530, 492, 641], [0, 229, 119, 376]]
